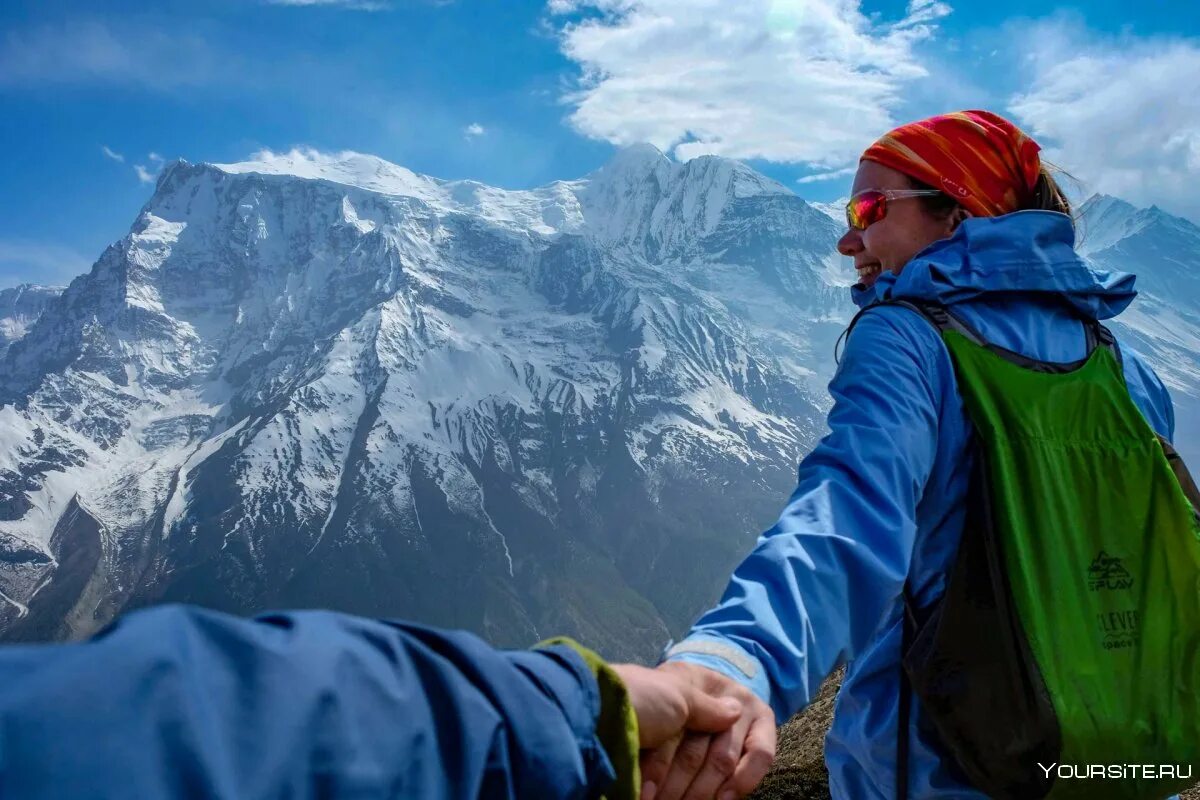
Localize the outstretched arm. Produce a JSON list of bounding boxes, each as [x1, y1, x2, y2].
[[663, 308, 943, 718], [0, 603, 746, 800], [0, 604, 619, 799], [644, 308, 945, 800]]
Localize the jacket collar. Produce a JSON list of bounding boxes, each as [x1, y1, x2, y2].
[[850, 210, 1137, 319]]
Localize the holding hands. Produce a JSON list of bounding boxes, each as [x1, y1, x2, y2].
[[612, 661, 777, 800]]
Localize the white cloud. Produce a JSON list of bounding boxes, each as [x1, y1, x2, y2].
[[549, 0, 951, 166], [265, 0, 391, 9], [134, 164, 158, 184], [464, 122, 486, 138], [100, 144, 164, 184], [0, 240, 91, 288], [905, 0, 952, 26], [796, 166, 856, 184], [98, 149, 168, 184], [1009, 21, 1200, 222]]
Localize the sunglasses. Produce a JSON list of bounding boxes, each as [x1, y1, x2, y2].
[[844, 189, 944, 231]]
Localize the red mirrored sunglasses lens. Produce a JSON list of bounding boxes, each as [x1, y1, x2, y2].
[[846, 191, 887, 230]]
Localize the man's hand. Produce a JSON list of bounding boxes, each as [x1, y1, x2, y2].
[[638, 661, 776, 800], [610, 663, 742, 748]]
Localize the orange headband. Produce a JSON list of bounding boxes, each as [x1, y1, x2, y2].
[[860, 110, 1043, 218]]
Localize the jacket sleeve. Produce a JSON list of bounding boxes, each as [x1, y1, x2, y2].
[[1118, 343, 1175, 443], [664, 308, 945, 722], [0, 604, 617, 800]]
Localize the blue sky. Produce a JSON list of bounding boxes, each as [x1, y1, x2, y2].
[[2, 0, 1199, 289]]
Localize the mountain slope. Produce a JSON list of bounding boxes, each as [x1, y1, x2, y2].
[[0, 148, 846, 657], [1078, 194, 1200, 465], [1, 157, 1197, 660], [0, 284, 63, 359]]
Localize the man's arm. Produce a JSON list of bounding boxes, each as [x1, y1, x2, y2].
[[0, 603, 743, 800], [0, 604, 613, 799]]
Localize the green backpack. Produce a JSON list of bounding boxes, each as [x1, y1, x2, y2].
[[866, 301, 1200, 800]]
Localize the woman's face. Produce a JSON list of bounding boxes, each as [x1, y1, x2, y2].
[[837, 160, 964, 288]]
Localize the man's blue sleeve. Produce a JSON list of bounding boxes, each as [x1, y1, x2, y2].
[[664, 310, 943, 722], [0, 604, 616, 799]]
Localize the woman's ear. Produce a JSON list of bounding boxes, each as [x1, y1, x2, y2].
[[948, 205, 972, 232]]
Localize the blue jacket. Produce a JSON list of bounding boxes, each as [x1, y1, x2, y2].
[[0, 604, 617, 799], [665, 211, 1176, 799]]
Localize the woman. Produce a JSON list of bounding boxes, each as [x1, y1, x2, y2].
[[644, 111, 1180, 800]]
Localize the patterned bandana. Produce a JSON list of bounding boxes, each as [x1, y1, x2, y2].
[[860, 110, 1043, 218]]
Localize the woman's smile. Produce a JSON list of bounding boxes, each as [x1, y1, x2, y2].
[[855, 262, 882, 285]]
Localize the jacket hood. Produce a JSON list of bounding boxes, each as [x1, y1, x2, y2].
[[850, 210, 1138, 319]]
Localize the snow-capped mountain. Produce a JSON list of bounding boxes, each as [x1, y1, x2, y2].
[[807, 199, 848, 225], [0, 147, 848, 656], [0, 284, 63, 359], [0, 151, 1196, 659], [1076, 194, 1200, 464]]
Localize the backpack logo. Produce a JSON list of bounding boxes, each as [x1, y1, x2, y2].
[[1097, 608, 1140, 650], [1088, 551, 1133, 591]]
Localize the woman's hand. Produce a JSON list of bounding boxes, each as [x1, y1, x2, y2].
[[637, 661, 776, 800]]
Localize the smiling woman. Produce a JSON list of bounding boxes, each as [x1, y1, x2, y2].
[[654, 109, 1197, 800], [836, 110, 1074, 289]]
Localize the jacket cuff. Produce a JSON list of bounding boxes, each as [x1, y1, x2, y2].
[[536, 637, 640, 800], [661, 635, 774, 716]]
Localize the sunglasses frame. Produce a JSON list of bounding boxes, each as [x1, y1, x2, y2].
[[844, 188, 944, 231]]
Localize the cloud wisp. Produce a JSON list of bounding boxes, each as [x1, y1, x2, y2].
[[549, 0, 951, 167], [101, 147, 164, 184], [134, 152, 166, 185], [1008, 21, 1200, 223], [463, 122, 486, 139]]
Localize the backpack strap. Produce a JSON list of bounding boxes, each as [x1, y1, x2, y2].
[[897, 591, 915, 800], [1091, 321, 1124, 372], [841, 299, 1122, 375]]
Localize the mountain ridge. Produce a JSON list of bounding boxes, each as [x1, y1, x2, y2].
[[0, 149, 1196, 661], [0, 147, 840, 656]]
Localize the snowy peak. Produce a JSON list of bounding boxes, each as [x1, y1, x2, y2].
[[206, 148, 588, 237], [594, 142, 673, 180], [575, 145, 793, 252], [1075, 191, 1200, 444], [1077, 193, 1200, 257], [1076, 193, 1200, 298], [0, 143, 841, 654], [0, 284, 64, 357], [214, 148, 447, 203], [1078, 193, 1138, 219], [683, 155, 792, 200], [201, 143, 796, 257], [808, 198, 847, 225]]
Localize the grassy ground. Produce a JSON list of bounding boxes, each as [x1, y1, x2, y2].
[[749, 668, 1200, 800]]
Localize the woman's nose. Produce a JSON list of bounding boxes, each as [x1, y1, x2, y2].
[[837, 228, 863, 256]]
